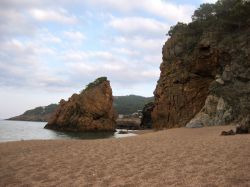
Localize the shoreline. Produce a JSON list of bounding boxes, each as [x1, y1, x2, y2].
[[1, 125, 250, 186]]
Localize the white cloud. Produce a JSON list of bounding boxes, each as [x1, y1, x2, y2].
[[38, 29, 62, 44], [142, 55, 162, 65], [64, 31, 85, 41], [141, 70, 160, 79], [63, 50, 114, 63], [0, 38, 62, 90], [201, 0, 217, 3], [141, 1, 195, 23], [113, 36, 165, 53], [62, 48, 160, 90], [87, 0, 195, 22], [0, 9, 36, 38], [109, 17, 169, 37], [0, 39, 36, 63], [29, 8, 77, 24], [111, 48, 139, 56]]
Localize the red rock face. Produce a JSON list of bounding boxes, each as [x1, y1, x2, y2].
[[45, 80, 116, 132], [152, 37, 221, 129]]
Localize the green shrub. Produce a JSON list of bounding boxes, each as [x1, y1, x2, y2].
[[81, 77, 108, 93]]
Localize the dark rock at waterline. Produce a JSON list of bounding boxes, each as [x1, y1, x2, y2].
[[140, 102, 154, 129], [118, 130, 129, 134], [116, 117, 141, 130]]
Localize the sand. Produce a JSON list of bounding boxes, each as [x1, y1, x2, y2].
[[1, 126, 250, 187]]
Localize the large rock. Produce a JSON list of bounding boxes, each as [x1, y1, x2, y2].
[[152, 24, 250, 129], [186, 95, 233, 128], [152, 34, 220, 129], [140, 102, 154, 129], [45, 77, 116, 132]]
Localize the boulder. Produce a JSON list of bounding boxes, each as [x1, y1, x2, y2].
[[236, 117, 250, 134], [44, 77, 116, 132], [140, 102, 154, 129], [186, 95, 233, 128]]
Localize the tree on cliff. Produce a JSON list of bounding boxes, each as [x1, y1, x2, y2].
[[167, 0, 250, 51], [192, 0, 250, 30], [215, 0, 250, 30], [167, 22, 188, 36], [81, 77, 108, 93], [192, 3, 216, 21]]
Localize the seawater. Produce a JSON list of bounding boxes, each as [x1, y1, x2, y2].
[[0, 120, 136, 142]]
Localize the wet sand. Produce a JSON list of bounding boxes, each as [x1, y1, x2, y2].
[[1, 125, 250, 187]]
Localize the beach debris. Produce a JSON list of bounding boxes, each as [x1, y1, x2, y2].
[[221, 117, 250, 135], [221, 130, 235, 136], [235, 117, 250, 134], [118, 130, 129, 134]]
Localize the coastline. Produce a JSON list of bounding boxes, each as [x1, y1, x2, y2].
[[1, 125, 250, 186]]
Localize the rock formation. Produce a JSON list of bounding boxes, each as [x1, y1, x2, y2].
[[140, 102, 154, 129], [152, 1, 250, 129], [45, 77, 116, 132]]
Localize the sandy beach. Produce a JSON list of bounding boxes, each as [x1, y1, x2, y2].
[[1, 125, 250, 187]]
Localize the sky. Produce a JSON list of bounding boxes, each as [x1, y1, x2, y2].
[[0, 0, 217, 118]]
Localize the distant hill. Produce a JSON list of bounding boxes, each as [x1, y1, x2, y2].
[[8, 95, 154, 122], [8, 104, 58, 122], [113, 95, 153, 115]]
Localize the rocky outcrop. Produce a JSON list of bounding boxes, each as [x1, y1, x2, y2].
[[140, 102, 154, 129], [152, 35, 221, 129], [186, 95, 233, 128], [152, 3, 250, 129], [45, 77, 116, 132], [185, 32, 250, 128]]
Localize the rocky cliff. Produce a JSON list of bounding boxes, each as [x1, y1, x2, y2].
[[152, 0, 250, 129], [45, 77, 116, 132]]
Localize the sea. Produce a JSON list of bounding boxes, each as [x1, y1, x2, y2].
[[0, 120, 136, 142]]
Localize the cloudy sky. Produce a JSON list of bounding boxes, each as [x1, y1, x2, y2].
[[0, 0, 216, 118]]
